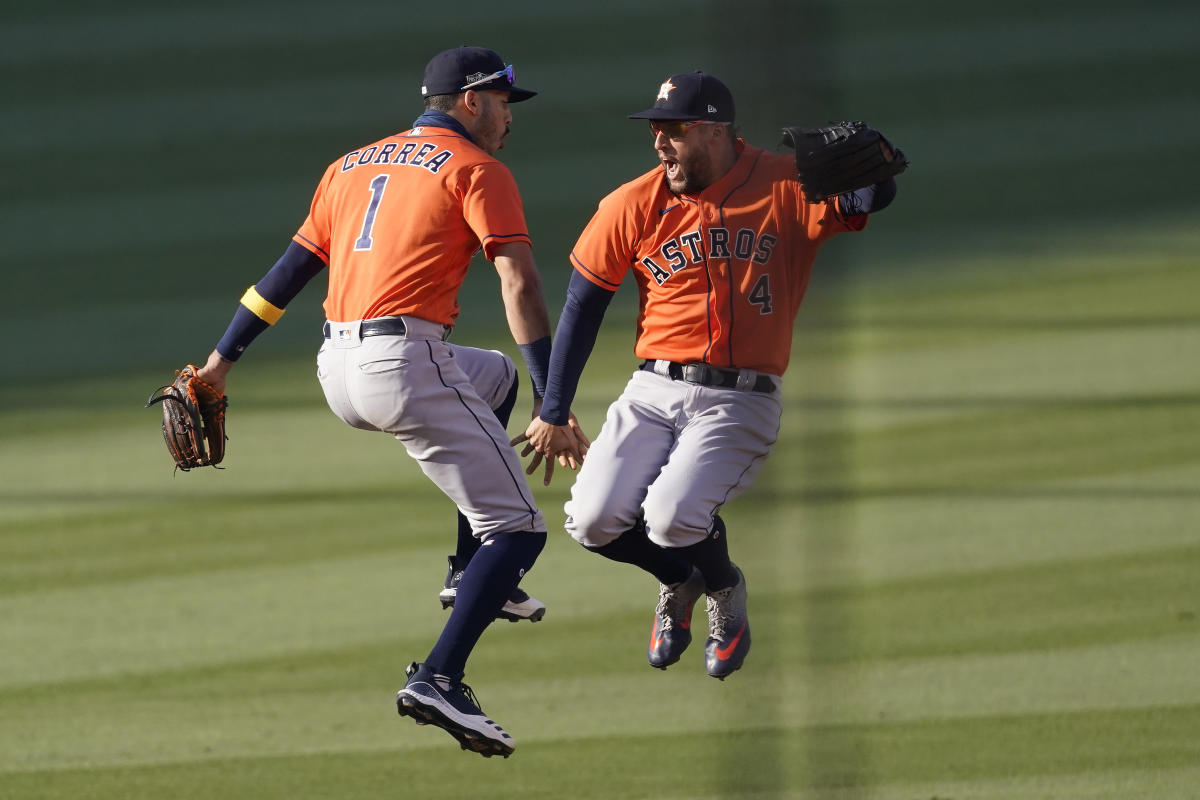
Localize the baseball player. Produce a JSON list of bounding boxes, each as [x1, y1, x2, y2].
[[190, 46, 585, 758], [517, 72, 902, 680]]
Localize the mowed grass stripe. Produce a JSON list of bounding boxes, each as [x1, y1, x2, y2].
[[0, 490, 448, 595], [838, 397, 1200, 488], [4, 554, 1197, 764], [790, 544, 1200, 662], [3, 704, 1199, 798], [0, 546, 456, 689]]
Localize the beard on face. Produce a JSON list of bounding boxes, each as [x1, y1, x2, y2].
[[666, 148, 714, 194], [473, 98, 508, 154]]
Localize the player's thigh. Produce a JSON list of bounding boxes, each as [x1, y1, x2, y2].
[[353, 338, 543, 535], [449, 344, 517, 411], [564, 372, 682, 546], [643, 387, 782, 547]]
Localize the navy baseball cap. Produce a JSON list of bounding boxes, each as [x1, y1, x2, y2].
[[421, 46, 537, 102], [628, 71, 735, 122]]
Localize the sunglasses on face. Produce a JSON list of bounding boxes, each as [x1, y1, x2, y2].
[[649, 120, 713, 138], [460, 65, 515, 91]]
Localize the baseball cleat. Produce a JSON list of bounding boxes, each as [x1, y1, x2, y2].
[[648, 566, 706, 669], [439, 555, 547, 622], [396, 662, 515, 758], [704, 564, 751, 680]]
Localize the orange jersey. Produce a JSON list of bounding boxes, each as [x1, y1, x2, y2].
[[294, 125, 531, 325], [570, 141, 865, 376]]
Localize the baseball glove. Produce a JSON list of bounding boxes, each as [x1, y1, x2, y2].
[[145, 366, 228, 471], [780, 121, 908, 203]]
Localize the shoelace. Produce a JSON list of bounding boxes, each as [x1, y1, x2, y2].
[[410, 662, 486, 714], [706, 586, 738, 639], [438, 675, 483, 711], [655, 578, 696, 631]]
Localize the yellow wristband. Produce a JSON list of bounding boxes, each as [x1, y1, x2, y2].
[[240, 286, 285, 325]]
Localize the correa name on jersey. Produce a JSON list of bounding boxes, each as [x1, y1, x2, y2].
[[340, 136, 456, 175], [639, 229, 779, 286]]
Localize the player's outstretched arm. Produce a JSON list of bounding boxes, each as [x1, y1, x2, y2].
[[492, 241, 587, 482], [492, 242, 552, 346]]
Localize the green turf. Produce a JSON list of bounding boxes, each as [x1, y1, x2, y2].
[[3, 223, 1197, 796], [3, 0, 1200, 797]]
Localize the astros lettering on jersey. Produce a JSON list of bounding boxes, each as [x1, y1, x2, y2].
[[294, 125, 531, 325], [569, 141, 866, 377]]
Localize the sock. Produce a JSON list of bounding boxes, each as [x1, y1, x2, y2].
[[676, 515, 737, 591], [426, 530, 546, 680], [450, 376, 519, 569], [453, 512, 480, 567], [585, 521, 692, 586]]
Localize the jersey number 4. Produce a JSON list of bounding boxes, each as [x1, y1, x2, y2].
[[748, 273, 774, 315], [354, 174, 389, 251]]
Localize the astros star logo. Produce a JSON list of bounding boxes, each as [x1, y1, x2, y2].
[[656, 80, 676, 101]]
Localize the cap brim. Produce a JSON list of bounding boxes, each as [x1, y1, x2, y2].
[[627, 107, 700, 120], [459, 81, 536, 102]]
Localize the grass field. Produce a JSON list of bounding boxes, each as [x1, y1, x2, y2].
[[3, 226, 1197, 798], [3, 0, 1200, 797]]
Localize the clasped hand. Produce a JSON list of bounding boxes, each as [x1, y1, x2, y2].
[[510, 404, 590, 486]]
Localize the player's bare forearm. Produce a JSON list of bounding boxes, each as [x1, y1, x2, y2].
[[493, 242, 551, 344]]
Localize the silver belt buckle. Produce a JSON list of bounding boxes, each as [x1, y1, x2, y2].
[[682, 363, 710, 385]]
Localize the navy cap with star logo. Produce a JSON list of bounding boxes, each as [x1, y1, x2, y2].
[[628, 71, 735, 122]]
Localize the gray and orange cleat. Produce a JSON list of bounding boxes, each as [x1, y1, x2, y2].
[[648, 566, 707, 669], [703, 564, 750, 679], [439, 555, 546, 622], [396, 662, 515, 758]]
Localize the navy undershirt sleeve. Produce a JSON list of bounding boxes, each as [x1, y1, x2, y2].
[[539, 271, 616, 425], [255, 241, 328, 307], [215, 241, 327, 361]]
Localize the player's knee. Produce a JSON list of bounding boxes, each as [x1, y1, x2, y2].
[[564, 505, 625, 548], [644, 505, 709, 549]]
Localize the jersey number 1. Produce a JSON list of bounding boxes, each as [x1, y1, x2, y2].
[[354, 174, 389, 251]]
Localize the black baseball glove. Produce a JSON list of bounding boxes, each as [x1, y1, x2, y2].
[[146, 365, 228, 471], [781, 121, 908, 203]]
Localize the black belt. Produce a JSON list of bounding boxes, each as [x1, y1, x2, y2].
[[639, 360, 776, 393], [322, 319, 409, 339]]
